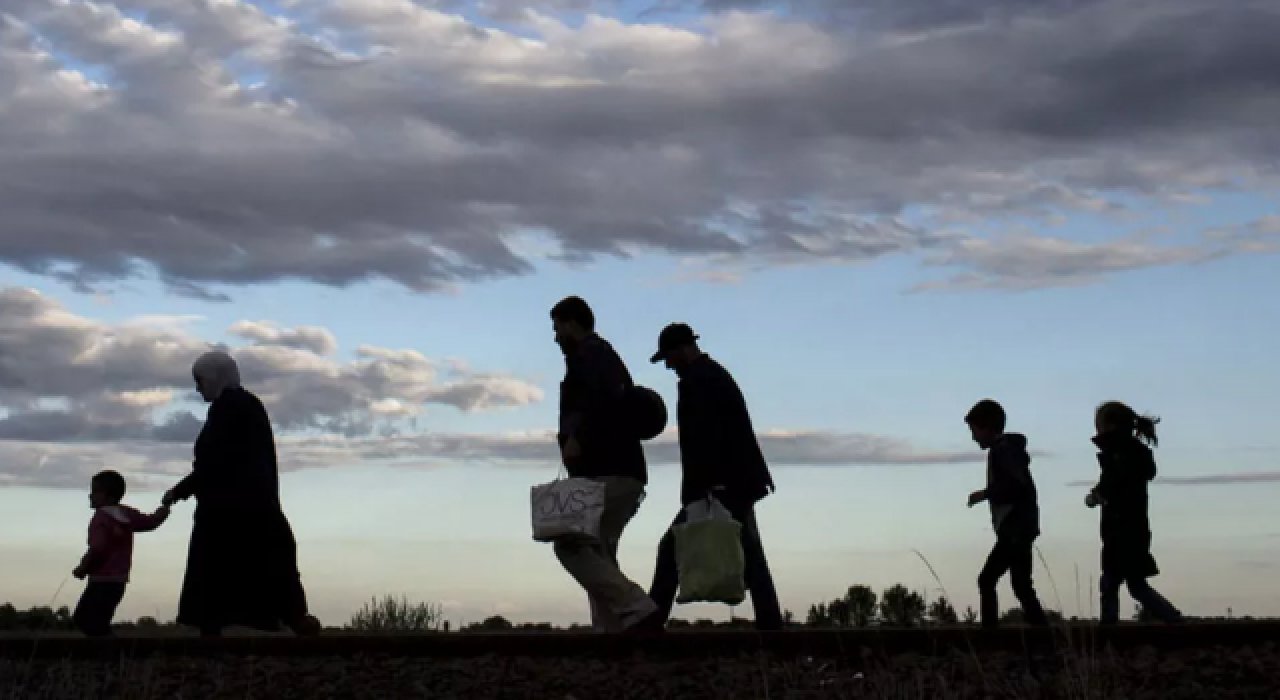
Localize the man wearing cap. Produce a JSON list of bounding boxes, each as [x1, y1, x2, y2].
[[642, 323, 783, 632]]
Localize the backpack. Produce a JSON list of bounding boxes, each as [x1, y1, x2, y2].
[[624, 385, 667, 441]]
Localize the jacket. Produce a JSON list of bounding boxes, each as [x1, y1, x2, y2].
[[986, 433, 1040, 539], [676, 354, 775, 506], [80, 505, 169, 582], [557, 333, 647, 483], [1091, 431, 1160, 577]]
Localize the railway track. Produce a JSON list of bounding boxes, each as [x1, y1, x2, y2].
[[1, 622, 1276, 660]]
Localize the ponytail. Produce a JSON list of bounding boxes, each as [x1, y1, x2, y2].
[[1096, 401, 1160, 447], [1132, 413, 1159, 447]]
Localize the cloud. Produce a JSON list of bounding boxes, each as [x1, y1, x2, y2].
[[0, 0, 1276, 296], [910, 235, 1223, 291], [1067, 471, 1280, 487], [0, 428, 986, 490], [0, 286, 544, 442], [672, 0, 1105, 31], [0, 286, 984, 488], [1204, 215, 1280, 253], [228, 320, 338, 356]]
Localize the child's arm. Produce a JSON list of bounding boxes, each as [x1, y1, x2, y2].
[[74, 513, 111, 578], [131, 505, 171, 533]]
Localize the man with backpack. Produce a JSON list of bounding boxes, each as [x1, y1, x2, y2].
[[550, 296, 661, 632], [641, 322, 783, 632]]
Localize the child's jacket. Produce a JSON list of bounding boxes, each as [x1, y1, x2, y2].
[[80, 505, 169, 582], [986, 433, 1040, 539]]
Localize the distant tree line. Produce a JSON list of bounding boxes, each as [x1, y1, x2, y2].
[[0, 590, 1266, 633]]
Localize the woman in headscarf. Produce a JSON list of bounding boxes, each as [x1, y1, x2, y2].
[[163, 350, 321, 637]]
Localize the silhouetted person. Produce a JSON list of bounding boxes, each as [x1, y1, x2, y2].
[[1087, 401, 1183, 625], [72, 470, 170, 637], [645, 323, 782, 632], [550, 296, 657, 632], [965, 399, 1049, 629], [163, 351, 320, 638]]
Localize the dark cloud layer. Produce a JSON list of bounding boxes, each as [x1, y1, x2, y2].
[[0, 429, 988, 490], [0, 0, 1275, 298], [1068, 470, 1280, 487]]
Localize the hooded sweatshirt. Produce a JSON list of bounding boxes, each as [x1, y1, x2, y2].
[[985, 433, 1040, 538], [80, 505, 170, 583]]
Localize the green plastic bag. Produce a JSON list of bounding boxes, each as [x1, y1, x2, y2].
[[673, 498, 746, 605]]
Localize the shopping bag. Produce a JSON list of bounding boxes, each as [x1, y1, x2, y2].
[[673, 496, 746, 605], [530, 477, 606, 543]]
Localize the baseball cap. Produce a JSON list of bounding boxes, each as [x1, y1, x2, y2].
[[650, 323, 700, 363]]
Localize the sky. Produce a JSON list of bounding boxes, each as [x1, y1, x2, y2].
[[1, 0, 1279, 628]]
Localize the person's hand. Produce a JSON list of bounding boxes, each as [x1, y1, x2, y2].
[[562, 436, 582, 460], [157, 504, 172, 517], [72, 566, 86, 580], [161, 489, 176, 507], [1085, 490, 1104, 508], [967, 490, 986, 508]]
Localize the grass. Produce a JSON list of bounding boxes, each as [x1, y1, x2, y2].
[[1, 555, 1268, 698], [346, 595, 444, 633]]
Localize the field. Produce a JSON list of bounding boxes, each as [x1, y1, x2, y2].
[[2, 623, 1277, 699]]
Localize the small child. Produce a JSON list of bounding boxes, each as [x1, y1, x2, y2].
[[964, 399, 1050, 629], [1086, 401, 1183, 625], [72, 470, 170, 637]]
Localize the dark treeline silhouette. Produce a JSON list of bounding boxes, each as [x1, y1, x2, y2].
[[0, 590, 1266, 633]]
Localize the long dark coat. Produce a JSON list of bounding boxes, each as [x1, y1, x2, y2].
[[1092, 431, 1161, 579], [170, 387, 310, 631]]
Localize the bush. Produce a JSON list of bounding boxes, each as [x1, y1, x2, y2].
[[347, 595, 443, 633]]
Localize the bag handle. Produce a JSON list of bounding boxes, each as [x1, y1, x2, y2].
[[701, 489, 734, 521]]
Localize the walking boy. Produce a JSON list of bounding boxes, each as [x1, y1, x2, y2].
[[72, 470, 170, 637], [964, 399, 1050, 629]]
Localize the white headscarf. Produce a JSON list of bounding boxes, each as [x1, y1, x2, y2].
[[192, 350, 242, 402]]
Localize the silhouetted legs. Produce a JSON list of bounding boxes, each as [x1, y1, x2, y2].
[[73, 581, 126, 638], [648, 499, 783, 631], [553, 476, 656, 632], [587, 530, 625, 632], [978, 535, 1048, 629], [1099, 572, 1182, 625]]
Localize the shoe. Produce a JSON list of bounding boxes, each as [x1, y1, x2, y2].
[[620, 598, 663, 635], [622, 610, 666, 635], [288, 614, 322, 637]]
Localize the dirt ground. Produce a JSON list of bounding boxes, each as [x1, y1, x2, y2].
[[3, 642, 1277, 699]]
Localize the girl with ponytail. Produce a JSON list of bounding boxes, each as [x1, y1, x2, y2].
[[1085, 401, 1184, 625]]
